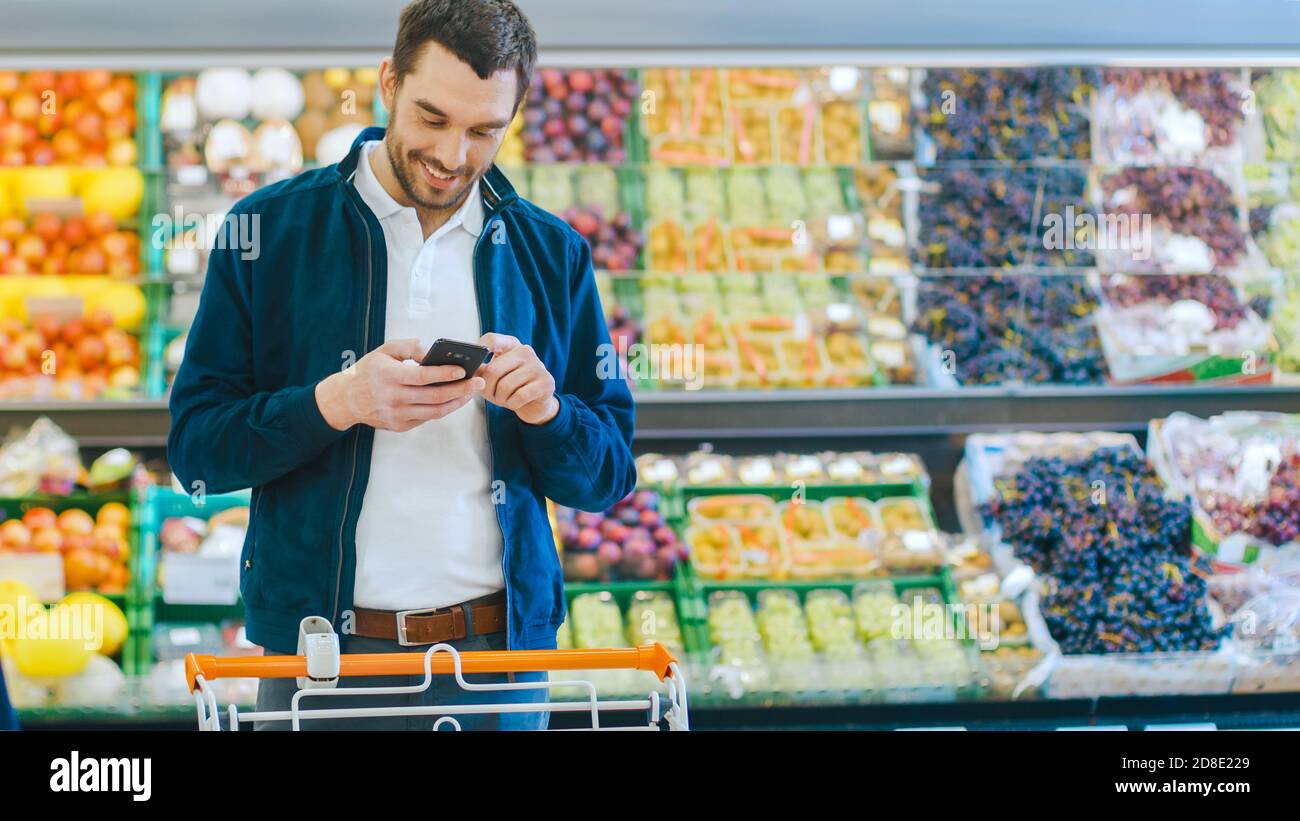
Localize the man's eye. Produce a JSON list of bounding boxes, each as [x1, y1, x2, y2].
[[472, 128, 495, 138], [422, 119, 445, 128]]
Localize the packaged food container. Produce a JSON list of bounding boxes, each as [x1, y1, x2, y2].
[[756, 588, 819, 692], [685, 523, 742, 579], [570, 592, 628, 649], [778, 452, 828, 485], [735, 455, 780, 486], [687, 494, 776, 524], [787, 541, 881, 579], [852, 581, 901, 642], [776, 500, 833, 543], [876, 496, 934, 532], [683, 453, 737, 487], [825, 496, 881, 538], [733, 522, 787, 579], [625, 590, 683, 653], [877, 530, 946, 573], [822, 452, 869, 483]]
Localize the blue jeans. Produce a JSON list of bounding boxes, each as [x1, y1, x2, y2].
[[252, 631, 549, 731]]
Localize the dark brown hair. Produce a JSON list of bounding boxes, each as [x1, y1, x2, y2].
[[392, 0, 537, 107]]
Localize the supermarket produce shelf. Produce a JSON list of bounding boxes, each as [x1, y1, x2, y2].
[[5, 385, 1300, 448]]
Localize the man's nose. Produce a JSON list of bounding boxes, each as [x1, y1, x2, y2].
[[431, 134, 470, 173]]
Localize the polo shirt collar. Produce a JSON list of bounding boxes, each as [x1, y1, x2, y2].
[[355, 140, 484, 237]]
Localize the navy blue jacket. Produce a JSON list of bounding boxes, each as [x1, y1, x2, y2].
[[168, 127, 636, 654], [0, 662, 16, 730]]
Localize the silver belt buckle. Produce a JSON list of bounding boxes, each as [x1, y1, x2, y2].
[[394, 607, 441, 647]]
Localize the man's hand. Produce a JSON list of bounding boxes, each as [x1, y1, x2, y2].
[[477, 333, 559, 426], [315, 338, 484, 432]]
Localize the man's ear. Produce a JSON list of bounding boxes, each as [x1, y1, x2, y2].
[[378, 57, 397, 115]]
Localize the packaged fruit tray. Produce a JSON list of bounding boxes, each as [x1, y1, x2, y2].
[[553, 585, 689, 699], [1095, 69, 1249, 166], [1147, 412, 1300, 566], [682, 489, 944, 581], [1019, 586, 1236, 698], [1093, 271, 1275, 386], [640, 67, 867, 167], [686, 575, 983, 705], [643, 166, 865, 275], [638, 449, 929, 492], [973, 436, 1236, 699]]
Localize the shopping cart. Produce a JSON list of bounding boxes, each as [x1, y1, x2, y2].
[[185, 638, 690, 731]]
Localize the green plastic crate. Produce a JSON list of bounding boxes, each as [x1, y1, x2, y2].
[[0, 489, 142, 673], [135, 485, 251, 636]]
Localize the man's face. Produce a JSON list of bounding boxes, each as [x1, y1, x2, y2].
[[379, 42, 517, 212]]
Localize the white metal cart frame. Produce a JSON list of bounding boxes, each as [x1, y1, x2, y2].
[[186, 641, 689, 731]]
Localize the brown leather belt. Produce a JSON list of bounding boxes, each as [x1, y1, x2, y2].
[[353, 591, 507, 646]]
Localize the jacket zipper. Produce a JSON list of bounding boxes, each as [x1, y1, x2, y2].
[[334, 193, 375, 625], [245, 488, 261, 570], [471, 219, 511, 649]]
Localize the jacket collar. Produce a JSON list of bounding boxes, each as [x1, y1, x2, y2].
[[337, 126, 518, 217]]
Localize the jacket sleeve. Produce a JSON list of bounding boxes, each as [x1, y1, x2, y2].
[[167, 216, 351, 495], [517, 236, 637, 512]]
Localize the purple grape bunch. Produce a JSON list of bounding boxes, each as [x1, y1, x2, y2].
[[913, 274, 1107, 385], [984, 446, 1226, 655], [919, 68, 1099, 160], [1104, 274, 1250, 329], [917, 166, 1094, 268], [1101, 166, 1247, 270]]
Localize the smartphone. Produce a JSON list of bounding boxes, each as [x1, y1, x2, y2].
[[419, 338, 491, 381]]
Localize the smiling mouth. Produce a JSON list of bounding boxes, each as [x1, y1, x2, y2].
[[421, 160, 460, 189]]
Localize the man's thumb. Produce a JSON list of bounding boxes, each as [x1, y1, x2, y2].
[[377, 338, 424, 360]]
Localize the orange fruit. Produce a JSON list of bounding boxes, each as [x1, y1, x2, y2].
[[56, 508, 95, 536], [21, 506, 57, 530], [0, 519, 32, 550], [31, 527, 63, 553], [95, 502, 130, 529], [63, 547, 110, 590]]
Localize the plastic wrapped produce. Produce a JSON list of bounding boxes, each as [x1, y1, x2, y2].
[[985, 446, 1226, 655], [1256, 69, 1300, 161], [1097, 69, 1246, 162], [1099, 166, 1247, 273], [625, 590, 684, 654]]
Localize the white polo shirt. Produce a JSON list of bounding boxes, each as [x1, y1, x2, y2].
[[349, 140, 505, 611]]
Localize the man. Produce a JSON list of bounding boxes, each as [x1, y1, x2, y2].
[[167, 0, 636, 730]]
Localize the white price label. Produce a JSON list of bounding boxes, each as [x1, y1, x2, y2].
[[177, 165, 208, 187], [0, 553, 65, 602], [168, 626, 203, 646], [161, 553, 239, 605]]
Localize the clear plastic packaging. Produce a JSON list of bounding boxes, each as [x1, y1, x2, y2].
[[688, 494, 777, 524]]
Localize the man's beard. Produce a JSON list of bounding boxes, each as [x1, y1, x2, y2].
[[384, 135, 482, 213]]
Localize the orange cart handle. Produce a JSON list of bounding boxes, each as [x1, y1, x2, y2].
[[186, 643, 679, 693]]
